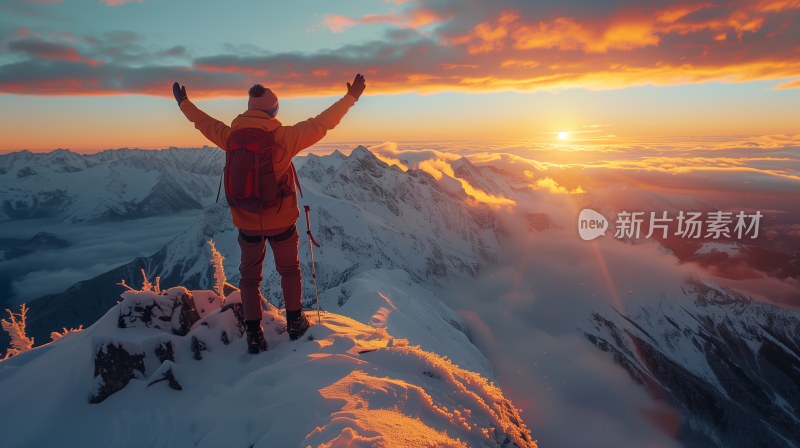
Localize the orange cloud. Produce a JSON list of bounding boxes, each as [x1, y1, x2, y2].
[[461, 11, 518, 54], [656, 3, 716, 24], [369, 142, 515, 207], [752, 0, 800, 12], [321, 8, 438, 33], [3, 1, 800, 98], [533, 177, 585, 195], [373, 152, 409, 171], [457, 2, 776, 56], [573, 156, 800, 183], [323, 13, 405, 33], [511, 17, 588, 52], [101, 0, 144, 5], [412, 157, 515, 207], [774, 79, 800, 89], [466, 11, 660, 54], [360, 137, 799, 197]]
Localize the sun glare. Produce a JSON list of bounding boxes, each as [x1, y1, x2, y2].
[[558, 131, 569, 140]]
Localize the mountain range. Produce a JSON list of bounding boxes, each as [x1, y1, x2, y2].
[[0, 147, 222, 222], [1, 146, 797, 447]]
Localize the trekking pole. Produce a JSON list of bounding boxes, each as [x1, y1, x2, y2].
[[304, 205, 322, 324]]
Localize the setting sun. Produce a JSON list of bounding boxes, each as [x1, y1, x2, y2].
[[558, 131, 569, 140]]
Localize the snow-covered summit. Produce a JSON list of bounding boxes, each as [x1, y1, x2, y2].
[[0, 279, 535, 447]]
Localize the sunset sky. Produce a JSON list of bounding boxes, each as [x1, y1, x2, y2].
[[0, 0, 799, 151]]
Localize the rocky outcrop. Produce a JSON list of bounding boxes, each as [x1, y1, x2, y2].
[[87, 288, 260, 404], [90, 342, 146, 404], [89, 287, 231, 403], [118, 287, 201, 336], [146, 361, 182, 391]]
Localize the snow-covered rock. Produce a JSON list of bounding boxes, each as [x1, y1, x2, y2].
[[117, 287, 203, 336]]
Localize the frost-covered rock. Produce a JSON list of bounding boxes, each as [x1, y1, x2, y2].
[[189, 290, 224, 318], [90, 341, 146, 404], [146, 360, 182, 391], [117, 287, 202, 336]]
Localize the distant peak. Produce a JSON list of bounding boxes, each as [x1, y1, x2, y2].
[[451, 156, 476, 170], [350, 145, 371, 157]]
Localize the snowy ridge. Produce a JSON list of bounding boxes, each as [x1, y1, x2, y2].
[[0, 147, 222, 222], [318, 269, 495, 377], [583, 279, 800, 448], [0, 278, 535, 447]]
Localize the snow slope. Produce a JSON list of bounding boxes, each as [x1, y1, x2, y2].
[[0, 283, 534, 448], [583, 279, 800, 447]]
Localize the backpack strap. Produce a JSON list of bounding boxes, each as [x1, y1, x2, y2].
[[291, 162, 303, 199], [215, 172, 223, 203]]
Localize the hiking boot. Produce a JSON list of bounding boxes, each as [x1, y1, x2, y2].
[[286, 311, 311, 341], [246, 327, 268, 354]]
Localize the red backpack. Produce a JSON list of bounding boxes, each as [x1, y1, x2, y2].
[[223, 128, 295, 213]]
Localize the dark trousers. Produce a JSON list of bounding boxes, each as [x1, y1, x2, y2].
[[237, 225, 302, 321]]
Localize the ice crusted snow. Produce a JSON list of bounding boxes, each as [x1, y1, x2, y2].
[[0, 279, 535, 447]]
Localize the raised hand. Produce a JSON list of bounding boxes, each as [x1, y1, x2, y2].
[[346, 74, 366, 101], [172, 81, 187, 105]]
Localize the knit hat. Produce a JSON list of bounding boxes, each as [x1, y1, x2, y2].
[[248, 84, 279, 116]]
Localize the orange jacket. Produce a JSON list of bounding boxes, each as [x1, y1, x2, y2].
[[179, 94, 356, 232]]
